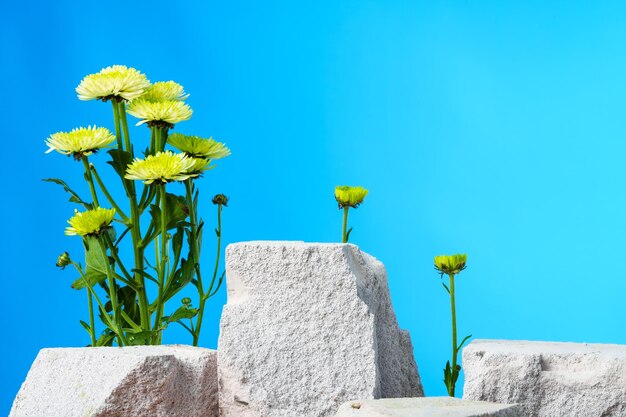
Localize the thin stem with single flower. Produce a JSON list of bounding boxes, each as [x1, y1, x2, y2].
[[449, 273, 458, 396], [342, 206, 349, 243]]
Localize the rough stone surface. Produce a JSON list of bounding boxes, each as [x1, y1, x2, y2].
[[463, 339, 626, 417], [334, 397, 520, 417], [218, 241, 423, 417], [10, 345, 218, 417]]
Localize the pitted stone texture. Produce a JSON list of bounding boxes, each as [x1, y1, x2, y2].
[[10, 345, 218, 417], [335, 397, 520, 417], [218, 241, 423, 417], [463, 339, 626, 417]]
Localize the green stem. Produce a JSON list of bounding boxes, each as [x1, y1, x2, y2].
[[86, 288, 97, 346], [82, 157, 100, 208], [184, 180, 212, 345], [129, 193, 150, 333], [74, 262, 97, 346], [153, 184, 168, 343], [71, 261, 115, 342], [342, 207, 349, 243], [101, 233, 132, 281], [449, 273, 457, 397], [118, 102, 132, 155], [114, 102, 150, 335], [154, 127, 162, 153], [150, 126, 156, 155], [208, 202, 222, 295], [112, 101, 123, 150], [90, 165, 129, 221], [97, 239, 127, 346]]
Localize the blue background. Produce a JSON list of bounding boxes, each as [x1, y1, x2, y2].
[[2, 0, 626, 414]]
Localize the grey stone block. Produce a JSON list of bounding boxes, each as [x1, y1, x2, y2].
[[10, 345, 218, 417], [334, 397, 520, 417], [463, 339, 626, 417], [218, 241, 423, 417]]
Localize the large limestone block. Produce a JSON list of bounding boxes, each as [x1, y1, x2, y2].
[[463, 339, 626, 417], [10, 345, 218, 417], [218, 241, 423, 417], [335, 397, 520, 417]]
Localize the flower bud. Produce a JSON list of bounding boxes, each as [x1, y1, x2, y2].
[[434, 254, 467, 276], [334, 185, 368, 209], [56, 252, 71, 269], [212, 194, 229, 206], [181, 297, 192, 306]]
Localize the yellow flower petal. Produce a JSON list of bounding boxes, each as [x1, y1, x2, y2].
[[45, 126, 115, 159], [335, 185, 369, 208], [167, 133, 231, 159], [126, 99, 192, 128], [125, 151, 198, 184], [434, 254, 467, 275], [141, 81, 189, 102], [65, 207, 116, 237], [76, 65, 150, 102]]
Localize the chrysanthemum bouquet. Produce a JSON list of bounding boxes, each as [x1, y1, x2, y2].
[[46, 66, 230, 347]]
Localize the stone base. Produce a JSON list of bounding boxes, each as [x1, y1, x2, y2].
[[334, 397, 520, 417], [463, 339, 626, 417], [218, 241, 423, 417], [10, 345, 218, 417]]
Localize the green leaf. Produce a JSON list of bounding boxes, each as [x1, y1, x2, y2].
[[162, 306, 198, 324], [171, 226, 184, 269], [107, 149, 133, 178], [442, 282, 450, 294], [346, 227, 353, 242], [72, 236, 110, 290], [149, 193, 189, 234], [208, 271, 225, 298], [71, 269, 107, 290], [132, 268, 158, 284], [197, 220, 204, 252], [95, 331, 115, 347], [457, 334, 472, 352], [42, 178, 92, 209], [126, 331, 154, 345], [120, 310, 142, 332], [118, 285, 141, 328], [163, 257, 195, 302], [79, 320, 91, 335]]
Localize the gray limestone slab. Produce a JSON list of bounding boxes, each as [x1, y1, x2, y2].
[[334, 397, 520, 417], [218, 241, 423, 417], [463, 339, 626, 417], [10, 345, 218, 417]]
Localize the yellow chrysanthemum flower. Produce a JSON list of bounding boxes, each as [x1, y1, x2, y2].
[[65, 208, 116, 237], [167, 133, 231, 159], [126, 99, 192, 128], [335, 185, 369, 208], [187, 157, 214, 175], [141, 81, 189, 102], [434, 254, 467, 276], [76, 65, 150, 102], [125, 151, 198, 184], [45, 126, 116, 160]]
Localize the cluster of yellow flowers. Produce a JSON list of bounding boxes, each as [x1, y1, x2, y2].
[[45, 65, 231, 237]]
